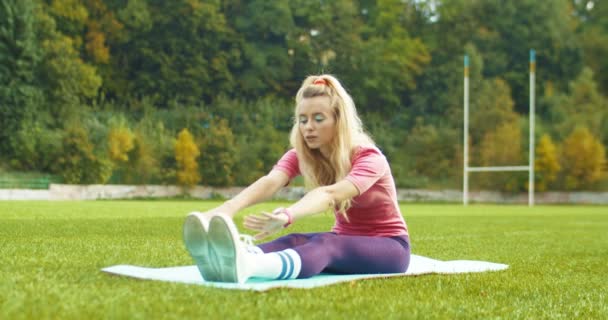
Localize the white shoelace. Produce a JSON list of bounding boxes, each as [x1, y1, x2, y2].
[[240, 234, 263, 254], [239, 234, 255, 246]]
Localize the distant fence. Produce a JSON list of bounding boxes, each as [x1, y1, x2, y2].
[[0, 177, 51, 190], [0, 184, 607, 204]]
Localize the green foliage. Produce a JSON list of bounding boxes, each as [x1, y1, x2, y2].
[[9, 119, 63, 172], [576, 0, 608, 96], [349, 0, 430, 114], [110, 0, 239, 104], [55, 124, 112, 184], [471, 78, 518, 144], [122, 117, 175, 185], [175, 128, 201, 188], [224, 0, 295, 97], [550, 67, 608, 146], [478, 122, 524, 192], [198, 119, 236, 186], [468, 0, 582, 112], [403, 118, 459, 183], [40, 33, 102, 111], [208, 97, 291, 185], [559, 127, 606, 190], [233, 123, 287, 186], [0, 0, 44, 156], [1, 0, 607, 191]]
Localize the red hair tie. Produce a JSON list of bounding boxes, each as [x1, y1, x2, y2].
[[313, 78, 327, 86]]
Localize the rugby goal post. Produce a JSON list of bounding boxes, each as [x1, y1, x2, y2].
[[463, 50, 535, 206]]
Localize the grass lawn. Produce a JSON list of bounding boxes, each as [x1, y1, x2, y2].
[[1, 201, 606, 319]]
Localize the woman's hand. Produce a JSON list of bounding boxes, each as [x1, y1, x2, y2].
[[244, 211, 289, 240]]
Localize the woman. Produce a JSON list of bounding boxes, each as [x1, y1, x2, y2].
[[184, 74, 410, 283]]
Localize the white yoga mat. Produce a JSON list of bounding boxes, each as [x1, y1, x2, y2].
[[102, 255, 508, 291]]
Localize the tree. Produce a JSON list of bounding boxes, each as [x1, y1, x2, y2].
[[470, 78, 520, 165], [560, 127, 606, 190], [107, 125, 134, 163], [343, 0, 430, 116], [175, 128, 201, 188], [478, 121, 523, 191], [37, 7, 102, 119], [550, 67, 608, 146], [404, 118, 458, 183], [9, 118, 63, 171], [534, 134, 560, 191], [55, 124, 112, 184], [110, 0, 239, 104], [575, 0, 608, 96], [199, 119, 236, 186], [0, 0, 44, 157], [223, 0, 295, 98], [467, 0, 582, 113], [120, 116, 173, 185]]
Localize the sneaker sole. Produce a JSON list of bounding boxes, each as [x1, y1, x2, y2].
[[183, 214, 215, 281], [208, 215, 241, 283]]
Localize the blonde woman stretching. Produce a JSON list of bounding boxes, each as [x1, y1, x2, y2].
[[184, 75, 410, 283]]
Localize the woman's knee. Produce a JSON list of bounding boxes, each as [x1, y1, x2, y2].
[[310, 232, 337, 244], [274, 233, 315, 247]]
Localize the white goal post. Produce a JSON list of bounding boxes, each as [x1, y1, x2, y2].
[[463, 50, 536, 206]]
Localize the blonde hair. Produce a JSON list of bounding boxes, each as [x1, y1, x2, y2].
[[289, 74, 375, 217]]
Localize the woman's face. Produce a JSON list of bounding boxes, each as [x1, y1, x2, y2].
[[297, 96, 336, 155]]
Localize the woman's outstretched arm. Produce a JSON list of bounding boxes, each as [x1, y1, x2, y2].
[[244, 179, 359, 239], [287, 179, 359, 220], [208, 170, 290, 218]]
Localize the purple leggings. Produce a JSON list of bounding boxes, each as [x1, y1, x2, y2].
[[258, 232, 411, 278]]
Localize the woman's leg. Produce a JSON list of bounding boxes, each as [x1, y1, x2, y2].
[[293, 233, 410, 278], [257, 232, 326, 253]]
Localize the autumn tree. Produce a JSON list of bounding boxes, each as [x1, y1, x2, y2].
[[37, 6, 102, 118], [534, 134, 560, 191], [121, 119, 173, 185], [560, 127, 606, 190], [107, 125, 134, 163], [175, 128, 201, 188]]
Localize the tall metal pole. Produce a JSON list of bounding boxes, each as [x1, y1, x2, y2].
[[463, 55, 469, 205], [529, 49, 535, 206]]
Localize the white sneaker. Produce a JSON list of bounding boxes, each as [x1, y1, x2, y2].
[[183, 212, 216, 281], [241, 234, 263, 254], [207, 214, 251, 283]]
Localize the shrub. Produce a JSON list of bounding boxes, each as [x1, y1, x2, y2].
[[174, 128, 200, 187]]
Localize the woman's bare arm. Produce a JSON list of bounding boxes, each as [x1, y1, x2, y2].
[[244, 179, 360, 239], [210, 170, 290, 218], [286, 179, 359, 220]]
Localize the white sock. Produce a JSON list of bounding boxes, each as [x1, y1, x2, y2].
[[247, 249, 302, 280]]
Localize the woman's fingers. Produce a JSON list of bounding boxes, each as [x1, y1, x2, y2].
[[254, 231, 269, 241], [245, 212, 271, 222], [244, 221, 265, 231], [244, 212, 278, 231], [244, 215, 265, 224], [244, 210, 287, 235], [261, 212, 280, 220]]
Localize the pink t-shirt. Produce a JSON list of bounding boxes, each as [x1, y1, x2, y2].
[[273, 147, 408, 237]]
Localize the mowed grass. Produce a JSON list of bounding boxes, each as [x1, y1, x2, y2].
[[1, 201, 606, 319]]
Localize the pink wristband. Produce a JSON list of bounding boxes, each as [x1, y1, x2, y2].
[[274, 207, 293, 228]]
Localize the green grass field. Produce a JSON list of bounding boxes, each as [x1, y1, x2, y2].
[[1, 201, 606, 319]]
